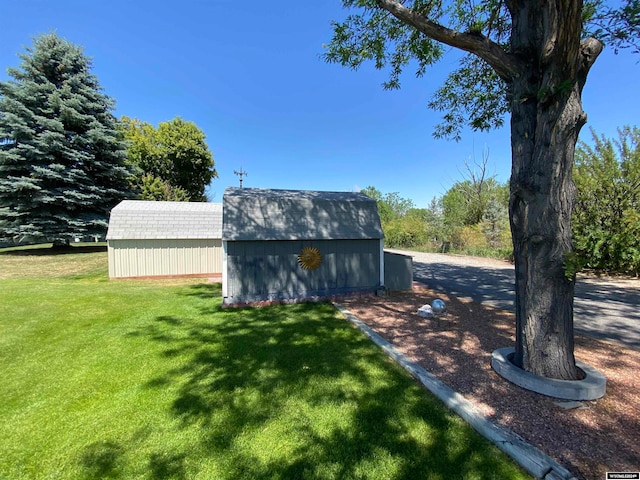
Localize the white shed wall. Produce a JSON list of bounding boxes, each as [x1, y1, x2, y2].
[[108, 239, 222, 278]]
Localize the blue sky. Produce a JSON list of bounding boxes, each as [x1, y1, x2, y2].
[[1, 1, 638, 208]]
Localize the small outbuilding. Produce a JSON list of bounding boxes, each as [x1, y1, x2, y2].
[[106, 200, 222, 279], [222, 187, 385, 305]]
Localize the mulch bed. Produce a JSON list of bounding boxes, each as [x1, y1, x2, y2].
[[340, 286, 640, 480]]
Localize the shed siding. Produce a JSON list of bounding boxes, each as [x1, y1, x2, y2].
[[384, 251, 413, 291], [108, 239, 222, 278], [225, 239, 380, 304]]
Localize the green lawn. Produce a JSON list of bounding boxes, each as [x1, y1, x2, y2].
[[0, 246, 529, 479]]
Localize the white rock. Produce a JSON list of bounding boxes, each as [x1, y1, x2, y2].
[[417, 305, 434, 318]]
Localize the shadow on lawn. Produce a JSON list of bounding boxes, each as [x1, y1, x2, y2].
[[0, 244, 107, 256], [80, 441, 125, 478], [79, 424, 187, 480], [80, 436, 187, 480], [84, 283, 526, 480]]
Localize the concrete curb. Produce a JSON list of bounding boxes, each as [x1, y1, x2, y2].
[[491, 347, 607, 400], [334, 303, 579, 480]]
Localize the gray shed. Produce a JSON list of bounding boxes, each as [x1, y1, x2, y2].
[[222, 187, 384, 305], [106, 200, 222, 278]]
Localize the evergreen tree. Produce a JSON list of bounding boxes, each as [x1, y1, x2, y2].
[[0, 33, 131, 245]]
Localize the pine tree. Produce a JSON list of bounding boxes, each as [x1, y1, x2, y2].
[[0, 33, 131, 245]]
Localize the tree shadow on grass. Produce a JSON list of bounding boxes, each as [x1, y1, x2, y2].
[[80, 441, 125, 479], [124, 293, 528, 479], [179, 282, 222, 299], [0, 244, 107, 256], [80, 436, 187, 480], [147, 452, 186, 480]]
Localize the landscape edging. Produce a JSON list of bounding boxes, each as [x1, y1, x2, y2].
[[334, 303, 579, 480]]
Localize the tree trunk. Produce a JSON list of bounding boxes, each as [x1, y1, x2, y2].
[[372, 0, 603, 380], [507, 0, 602, 380], [509, 93, 581, 380]]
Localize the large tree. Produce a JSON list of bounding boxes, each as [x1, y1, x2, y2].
[[120, 116, 217, 201], [325, 1, 639, 379], [0, 33, 131, 245]]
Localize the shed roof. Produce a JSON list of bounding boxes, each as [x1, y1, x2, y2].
[[222, 188, 384, 241], [106, 200, 222, 240]]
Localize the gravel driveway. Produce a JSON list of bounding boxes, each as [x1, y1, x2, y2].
[[387, 249, 640, 349]]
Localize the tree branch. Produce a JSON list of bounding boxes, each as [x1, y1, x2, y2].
[[375, 0, 523, 80], [577, 37, 604, 92], [580, 37, 604, 72]]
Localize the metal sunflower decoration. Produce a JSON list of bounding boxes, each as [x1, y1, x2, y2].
[[297, 246, 322, 270]]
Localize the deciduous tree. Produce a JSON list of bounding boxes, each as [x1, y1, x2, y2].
[[573, 126, 640, 275], [325, 0, 639, 379], [361, 186, 429, 247], [121, 116, 217, 201]]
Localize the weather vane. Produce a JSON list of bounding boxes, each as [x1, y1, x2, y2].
[[233, 167, 248, 188]]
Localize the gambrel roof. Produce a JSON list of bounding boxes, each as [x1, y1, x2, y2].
[[106, 200, 222, 240], [222, 188, 384, 241]]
